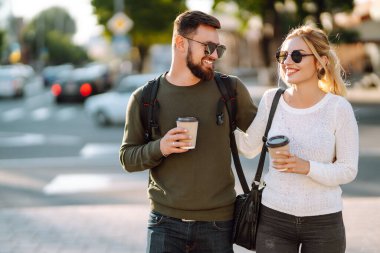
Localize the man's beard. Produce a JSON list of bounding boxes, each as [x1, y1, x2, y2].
[[186, 47, 214, 81]]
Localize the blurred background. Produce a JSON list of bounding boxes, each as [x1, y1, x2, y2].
[[0, 0, 379, 252]]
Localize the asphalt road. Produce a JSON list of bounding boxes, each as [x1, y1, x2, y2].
[[0, 85, 379, 209]]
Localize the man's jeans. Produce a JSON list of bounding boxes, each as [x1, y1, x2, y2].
[[146, 211, 234, 253], [256, 205, 346, 253]]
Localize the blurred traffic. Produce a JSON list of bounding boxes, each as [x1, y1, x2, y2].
[[84, 72, 159, 126]]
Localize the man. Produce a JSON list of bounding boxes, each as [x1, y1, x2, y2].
[[120, 10, 257, 253]]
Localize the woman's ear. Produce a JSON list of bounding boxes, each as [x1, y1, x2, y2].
[[320, 55, 329, 69], [317, 55, 329, 80]]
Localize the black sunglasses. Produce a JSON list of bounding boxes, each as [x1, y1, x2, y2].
[[182, 36, 226, 58], [276, 50, 314, 64]]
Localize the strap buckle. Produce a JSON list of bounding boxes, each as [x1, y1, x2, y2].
[[181, 219, 196, 223]]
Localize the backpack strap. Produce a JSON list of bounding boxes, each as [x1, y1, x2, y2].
[[214, 72, 237, 130], [214, 72, 251, 192], [140, 74, 164, 142]]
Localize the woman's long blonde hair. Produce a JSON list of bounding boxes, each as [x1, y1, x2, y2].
[[279, 25, 347, 96]]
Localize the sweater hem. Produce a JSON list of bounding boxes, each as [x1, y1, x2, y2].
[[150, 201, 234, 222]]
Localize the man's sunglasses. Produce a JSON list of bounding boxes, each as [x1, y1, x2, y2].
[[276, 50, 314, 64], [182, 36, 226, 58]]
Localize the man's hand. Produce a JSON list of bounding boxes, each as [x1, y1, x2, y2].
[[160, 127, 192, 157]]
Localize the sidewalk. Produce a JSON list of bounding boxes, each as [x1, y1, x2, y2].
[[1, 197, 379, 253]]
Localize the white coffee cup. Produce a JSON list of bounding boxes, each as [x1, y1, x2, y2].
[[266, 135, 290, 171], [176, 117, 198, 149]]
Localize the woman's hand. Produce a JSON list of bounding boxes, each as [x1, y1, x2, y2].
[[272, 151, 310, 175]]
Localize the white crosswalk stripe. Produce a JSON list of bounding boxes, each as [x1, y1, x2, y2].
[[0, 106, 82, 123], [1, 107, 25, 122]]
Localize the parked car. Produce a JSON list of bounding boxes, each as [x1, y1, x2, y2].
[[84, 73, 159, 126], [0, 65, 29, 98], [50, 65, 112, 103]]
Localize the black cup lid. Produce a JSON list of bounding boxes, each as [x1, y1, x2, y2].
[[176, 117, 197, 122], [266, 135, 289, 148]]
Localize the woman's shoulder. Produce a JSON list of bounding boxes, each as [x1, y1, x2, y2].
[[327, 93, 355, 115], [327, 93, 352, 107], [262, 87, 282, 102]]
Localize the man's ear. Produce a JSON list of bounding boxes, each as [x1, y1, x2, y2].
[[174, 35, 186, 52]]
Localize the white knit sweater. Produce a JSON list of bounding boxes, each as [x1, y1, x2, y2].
[[235, 88, 359, 217]]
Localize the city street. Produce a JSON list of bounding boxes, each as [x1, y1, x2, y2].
[[0, 82, 380, 253], [1, 82, 380, 208]]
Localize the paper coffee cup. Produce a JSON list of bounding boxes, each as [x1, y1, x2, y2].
[[176, 117, 198, 149], [266, 135, 290, 171]]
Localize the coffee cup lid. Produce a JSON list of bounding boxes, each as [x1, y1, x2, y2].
[[266, 135, 289, 148], [176, 117, 197, 122]]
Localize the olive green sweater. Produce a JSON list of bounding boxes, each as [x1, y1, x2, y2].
[[120, 75, 257, 221]]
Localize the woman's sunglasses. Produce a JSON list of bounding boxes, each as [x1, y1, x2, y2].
[[183, 36, 226, 58], [276, 50, 314, 64]]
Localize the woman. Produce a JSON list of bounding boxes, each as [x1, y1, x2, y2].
[[235, 25, 359, 252]]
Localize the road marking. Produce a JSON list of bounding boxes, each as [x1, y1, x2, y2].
[[43, 173, 145, 195], [80, 143, 120, 157], [0, 132, 81, 147], [0, 132, 45, 147], [31, 107, 51, 121], [1, 108, 25, 122]]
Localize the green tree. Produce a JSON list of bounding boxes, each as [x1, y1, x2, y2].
[[21, 6, 88, 65], [45, 31, 88, 65], [214, 0, 355, 67], [91, 0, 187, 71]]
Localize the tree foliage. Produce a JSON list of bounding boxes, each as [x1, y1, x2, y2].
[[90, 0, 187, 71], [213, 0, 355, 66], [21, 6, 88, 65]]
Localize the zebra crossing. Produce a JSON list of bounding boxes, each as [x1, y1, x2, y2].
[[0, 105, 85, 123]]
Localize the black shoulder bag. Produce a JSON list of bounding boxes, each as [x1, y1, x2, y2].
[[232, 88, 285, 250]]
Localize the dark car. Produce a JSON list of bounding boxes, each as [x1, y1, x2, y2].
[[50, 65, 112, 103], [42, 64, 74, 87]]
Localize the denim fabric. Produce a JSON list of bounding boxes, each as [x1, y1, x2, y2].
[[146, 211, 234, 253], [256, 205, 346, 253]]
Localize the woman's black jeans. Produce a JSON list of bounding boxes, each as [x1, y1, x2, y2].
[[256, 205, 346, 253]]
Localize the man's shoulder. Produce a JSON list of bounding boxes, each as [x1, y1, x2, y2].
[[133, 73, 164, 100]]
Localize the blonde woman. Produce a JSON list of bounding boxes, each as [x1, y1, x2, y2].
[[235, 25, 359, 252]]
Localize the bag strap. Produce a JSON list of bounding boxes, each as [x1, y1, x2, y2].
[[214, 73, 251, 193], [140, 74, 164, 142], [252, 88, 285, 189], [214, 72, 237, 129]]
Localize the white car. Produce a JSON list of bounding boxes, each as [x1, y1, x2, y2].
[[84, 73, 159, 126]]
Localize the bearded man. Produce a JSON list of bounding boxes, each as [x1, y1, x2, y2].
[[119, 10, 257, 253]]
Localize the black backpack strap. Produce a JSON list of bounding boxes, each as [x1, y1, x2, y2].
[[214, 72, 250, 193], [252, 88, 286, 189], [140, 74, 164, 142], [214, 72, 237, 130]]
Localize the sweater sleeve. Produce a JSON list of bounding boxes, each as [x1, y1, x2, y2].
[[119, 89, 164, 172], [307, 98, 359, 186], [234, 77, 258, 132], [234, 89, 274, 159]]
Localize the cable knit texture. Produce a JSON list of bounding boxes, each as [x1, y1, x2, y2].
[[235, 88, 359, 217]]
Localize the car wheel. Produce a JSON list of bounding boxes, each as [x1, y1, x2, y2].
[[95, 110, 111, 126]]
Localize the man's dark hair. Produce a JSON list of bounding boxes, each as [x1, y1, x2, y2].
[[174, 10, 221, 37]]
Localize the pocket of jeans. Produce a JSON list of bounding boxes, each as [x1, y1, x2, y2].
[[148, 211, 164, 227], [212, 220, 234, 231]]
